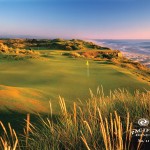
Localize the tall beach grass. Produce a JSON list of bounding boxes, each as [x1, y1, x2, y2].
[[0, 88, 150, 150]]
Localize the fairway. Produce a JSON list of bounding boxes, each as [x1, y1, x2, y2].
[[0, 52, 149, 113]]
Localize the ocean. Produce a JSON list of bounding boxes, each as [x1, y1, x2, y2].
[[93, 39, 150, 67]]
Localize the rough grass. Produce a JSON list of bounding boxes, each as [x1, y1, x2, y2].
[[0, 88, 150, 150], [111, 57, 150, 83]]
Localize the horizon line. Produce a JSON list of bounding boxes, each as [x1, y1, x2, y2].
[[0, 34, 150, 40]]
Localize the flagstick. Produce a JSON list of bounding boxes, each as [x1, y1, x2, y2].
[[87, 65, 89, 77], [86, 60, 90, 77]]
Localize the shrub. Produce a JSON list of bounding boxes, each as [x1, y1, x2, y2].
[[72, 45, 80, 50], [62, 52, 71, 56], [102, 53, 114, 59], [70, 52, 81, 58], [65, 46, 73, 50], [0, 43, 9, 52]]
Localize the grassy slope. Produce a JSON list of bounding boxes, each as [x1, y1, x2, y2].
[[0, 50, 149, 114]]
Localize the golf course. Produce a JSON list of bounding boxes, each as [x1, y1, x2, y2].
[[0, 49, 149, 114], [0, 39, 150, 149]]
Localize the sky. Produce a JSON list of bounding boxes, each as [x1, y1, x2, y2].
[[0, 0, 150, 39]]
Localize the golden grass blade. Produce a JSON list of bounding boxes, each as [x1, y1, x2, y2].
[[73, 102, 77, 126], [105, 118, 111, 150], [0, 121, 8, 136], [137, 132, 144, 150], [83, 121, 92, 136], [80, 131, 91, 150], [8, 123, 13, 140], [49, 101, 52, 119], [25, 113, 30, 148], [0, 137, 5, 148]]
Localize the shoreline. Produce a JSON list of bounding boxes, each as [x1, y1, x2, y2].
[[86, 39, 150, 68]]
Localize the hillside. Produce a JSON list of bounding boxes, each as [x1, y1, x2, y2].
[[0, 38, 110, 50]]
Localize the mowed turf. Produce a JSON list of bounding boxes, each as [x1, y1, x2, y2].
[[0, 51, 149, 113]]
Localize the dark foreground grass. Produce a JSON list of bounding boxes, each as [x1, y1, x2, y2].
[[0, 88, 150, 150]]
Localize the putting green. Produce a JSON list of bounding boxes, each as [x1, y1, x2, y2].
[[0, 52, 149, 113]]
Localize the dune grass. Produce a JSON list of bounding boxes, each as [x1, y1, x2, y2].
[[0, 88, 150, 150]]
